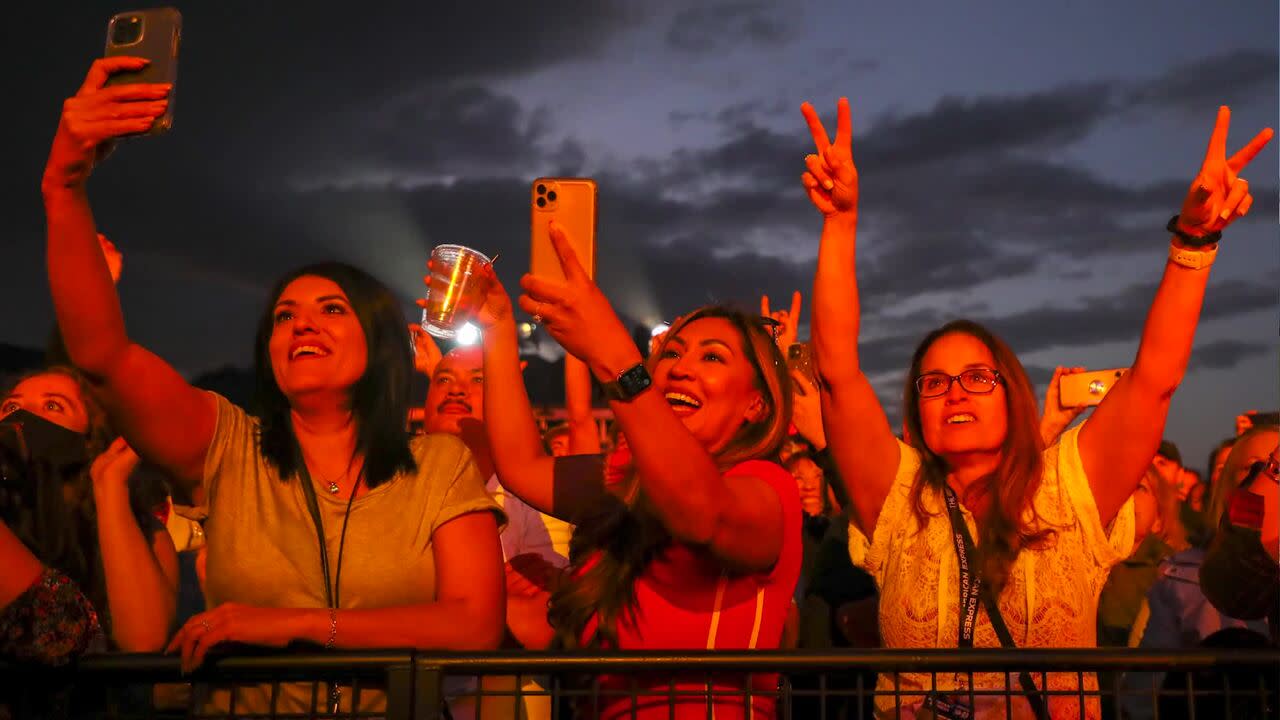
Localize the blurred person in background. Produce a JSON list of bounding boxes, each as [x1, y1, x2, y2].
[[1123, 423, 1277, 720]]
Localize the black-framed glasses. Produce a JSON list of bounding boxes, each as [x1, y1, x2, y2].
[[915, 368, 1002, 398]]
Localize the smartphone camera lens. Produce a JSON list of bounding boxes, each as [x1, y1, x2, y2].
[[111, 15, 144, 46], [536, 184, 546, 195], [547, 191, 557, 202], [536, 197, 546, 208]]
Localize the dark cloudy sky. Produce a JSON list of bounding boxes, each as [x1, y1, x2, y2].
[[4, 1, 1277, 469]]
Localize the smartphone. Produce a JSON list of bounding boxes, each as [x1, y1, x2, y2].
[[788, 342, 818, 388], [531, 178, 597, 282], [104, 8, 182, 135], [1059, 368, 1127, 408], [1245, 411, 1280, 427]]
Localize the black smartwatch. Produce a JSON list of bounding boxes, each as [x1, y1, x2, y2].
[[601, 363, 652, 402]]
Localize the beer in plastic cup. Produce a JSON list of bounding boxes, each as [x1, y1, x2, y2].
[[420, 244, 492, 339]]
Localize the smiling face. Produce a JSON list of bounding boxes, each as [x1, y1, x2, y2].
[[789, 455, 825, 516], [266, 275, 369, 403], [916, 332, 1009, 460], [424, 346, 484, 436], [1, 372, 90, 434], [652, 316, 766, 454]]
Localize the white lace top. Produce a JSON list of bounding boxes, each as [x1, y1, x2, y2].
[[849, 422, 1135, 719]]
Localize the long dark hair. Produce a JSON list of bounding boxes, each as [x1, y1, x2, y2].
[[252, 262, 416, 488], [1, 367, 115, 618], [549, 305, 792, 648], [902, 320, 1051, 595]]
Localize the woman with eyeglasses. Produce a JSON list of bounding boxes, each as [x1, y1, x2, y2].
[[803, 97, 1271, 719]]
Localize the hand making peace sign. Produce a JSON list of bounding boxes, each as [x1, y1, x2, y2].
[[799, 97, 857, 217], [1175, 106, 1272, 238]]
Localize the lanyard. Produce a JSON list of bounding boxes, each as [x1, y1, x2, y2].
[[942, 484, 983, 648], [295, 442, 359, 713], [940, 483, 1050, 720]]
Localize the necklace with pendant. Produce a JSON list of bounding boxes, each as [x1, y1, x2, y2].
[[327, 481, 340, 495]]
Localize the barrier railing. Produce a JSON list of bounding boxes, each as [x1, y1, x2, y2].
[[2, 647, 1276, 719]]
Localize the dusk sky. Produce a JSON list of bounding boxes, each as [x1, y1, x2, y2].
[[4, 1, 1276, 469]]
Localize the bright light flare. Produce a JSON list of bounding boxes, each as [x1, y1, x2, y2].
[[455, 322, 481, 346]]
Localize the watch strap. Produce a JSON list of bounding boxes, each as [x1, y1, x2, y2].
[[1166, 214, 1221, 247], [1169, 242, 1218, 270]]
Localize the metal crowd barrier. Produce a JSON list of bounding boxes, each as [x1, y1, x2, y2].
[[2, 647, 1276, 719]]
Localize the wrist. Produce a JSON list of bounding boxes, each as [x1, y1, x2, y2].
[[299, 607, 332, 645], [823, 212, 858, 230], [91, 480, 131, 505], [589, 344, 644, 385]]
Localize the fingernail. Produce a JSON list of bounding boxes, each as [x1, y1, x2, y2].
[[823, 180, 833, 190]]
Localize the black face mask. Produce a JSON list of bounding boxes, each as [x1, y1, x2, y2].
[[0, 408, 90, 514], [1199, 460, 1280, 623]]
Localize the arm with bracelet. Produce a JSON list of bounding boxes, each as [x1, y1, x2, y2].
[[1079, 107, 1273, 526]]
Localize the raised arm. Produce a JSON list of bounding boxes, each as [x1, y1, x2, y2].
[[42, 58, 215, 490], [452, 265, 611, 521], [1082, 107, 1273, 525], [802, 98, 900, 534], [564, 354, 602, 454], [519, 225, 784, 573], [91, 439, 178, 651]]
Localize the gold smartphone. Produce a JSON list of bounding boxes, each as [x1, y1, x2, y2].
[[530, 178, 597, 282], [1059, 368, 1127, 408]]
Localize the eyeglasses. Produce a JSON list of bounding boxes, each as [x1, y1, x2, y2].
[[915, 368, 1002, 398]]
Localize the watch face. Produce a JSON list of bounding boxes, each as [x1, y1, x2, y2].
[[619, 365, 652, 394], [607, 364, 652, 400]]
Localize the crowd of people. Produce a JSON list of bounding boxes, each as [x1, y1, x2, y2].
[[1, 56, 1277, 720]]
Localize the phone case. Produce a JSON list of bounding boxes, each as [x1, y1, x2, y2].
[[104, 8, 182, 134], [531, 178, 597, 282], [1059, 368, 1127, 408]]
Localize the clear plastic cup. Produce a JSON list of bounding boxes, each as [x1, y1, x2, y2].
[[420, 244, 492, 339]]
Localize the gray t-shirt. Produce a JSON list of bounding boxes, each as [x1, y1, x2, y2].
[[197, 392, 501, 714]]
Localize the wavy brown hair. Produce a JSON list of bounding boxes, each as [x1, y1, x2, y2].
[[902, 320, 1051, 595], [549, 305, 792, 648]]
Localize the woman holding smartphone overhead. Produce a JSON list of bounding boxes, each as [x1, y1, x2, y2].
[[803, 97, 1271, 719], [41, 58, 504, 715], [458, 222, 802, 720]]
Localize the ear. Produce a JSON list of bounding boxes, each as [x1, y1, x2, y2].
[[744, 392, 768, 424]]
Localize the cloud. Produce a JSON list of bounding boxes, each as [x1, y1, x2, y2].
[[1124, 49, 1279, 114], [1188, 339, 1273, 370], [665, 2, 792, 55]]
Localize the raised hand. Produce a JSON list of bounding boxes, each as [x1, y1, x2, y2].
[[45, 58, 171, 188], [799, 98, 857, 217], [790, 370, 826, 450], [761, 291, 802, 351], [90, 437, 141, 489], [1039, 366, 1088, 446], [407, 323, 443, 378], [518, 221, 638, 378], [1176, 106, 1273, 237], [417, 259, 513, 331]]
